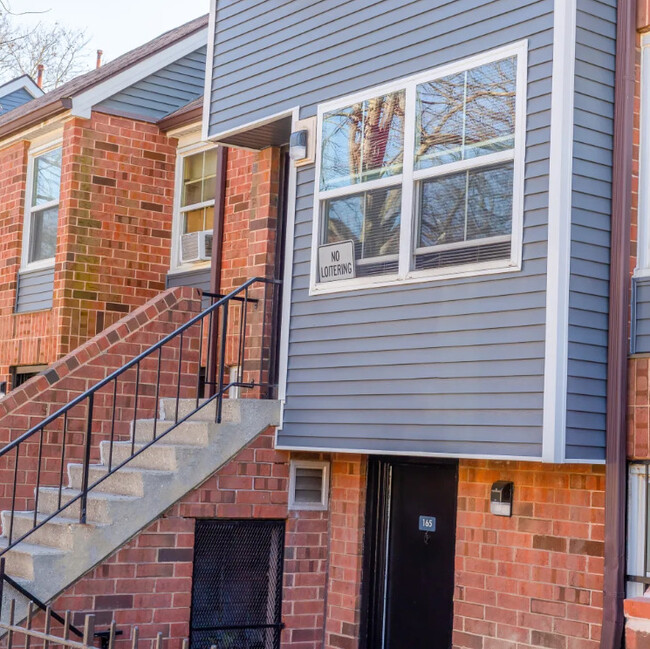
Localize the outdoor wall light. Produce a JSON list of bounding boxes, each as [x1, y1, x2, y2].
[[289, 129, 308, 161], [490, 480, 514, 517]]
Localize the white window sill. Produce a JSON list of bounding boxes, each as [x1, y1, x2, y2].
[[634, 268, 650, 280], [309, 258, 521, 296], [168, 261, 211, 276], [20, 259, 55, 273]]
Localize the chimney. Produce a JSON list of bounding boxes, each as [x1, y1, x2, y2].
[[96, 50, 103, 69], [36, 64, 44, 89]]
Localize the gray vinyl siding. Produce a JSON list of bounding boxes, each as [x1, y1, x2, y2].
[[15, 268, 54, 313], [209, 0, 554, 458], [167, 267, 211, 308], [96, 47, 206, 121], [564, 0, 616, 461], [210, 0, 615, 461], [0, 88, 33, 114]]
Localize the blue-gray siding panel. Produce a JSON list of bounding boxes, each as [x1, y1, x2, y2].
[[15, 268, 54, 313], [0, 88, 33, 115], [209, 0, 614, 461], [96, 47, 206, 121], [209, 0, 554, 458], [565, 0, 615, 461]]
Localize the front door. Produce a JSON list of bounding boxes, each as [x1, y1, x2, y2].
[[363, 458, 458, 649]]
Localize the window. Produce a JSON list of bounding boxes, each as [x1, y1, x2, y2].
[[10, 365, 46, 390], [22, 145, 62, 269], [288, 460, 329, 510], [637, 34, 650, 273], [171, 145, 218, 269], [311, 42, 526, 292]]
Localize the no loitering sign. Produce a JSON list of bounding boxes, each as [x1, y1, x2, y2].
[[318, 241, 356, 283]]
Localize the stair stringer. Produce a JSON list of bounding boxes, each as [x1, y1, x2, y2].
[[0, 399, 281, 623]]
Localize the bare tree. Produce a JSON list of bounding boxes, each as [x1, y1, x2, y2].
[[0, 2, 91, 90]]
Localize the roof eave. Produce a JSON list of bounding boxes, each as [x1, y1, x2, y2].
[[157, 104, 203, 131], [0, 98, 72, 141]]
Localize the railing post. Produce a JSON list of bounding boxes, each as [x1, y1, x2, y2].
[[216, 302, 229, 423], [79, 393, 94, 525]]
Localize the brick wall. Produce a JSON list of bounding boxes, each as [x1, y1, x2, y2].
[[0, 285, 202, 513], [0, 140, 58, 384], [453, 460, 605, 649], [43, 433, 352, 649], [56, 113, 177, 355], [625, 598, 650, 648], [0, 112, 178, 389]]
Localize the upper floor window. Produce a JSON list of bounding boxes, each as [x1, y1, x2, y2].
[[171, 145, 217, 269], [22, 145, 62, 270], [311, 42, 527, 293]]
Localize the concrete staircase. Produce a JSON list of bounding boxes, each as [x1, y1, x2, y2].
[[0, 398, 280, 620]]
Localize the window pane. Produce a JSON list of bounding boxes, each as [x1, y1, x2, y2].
[[29, 207, 58, 262], [182, 150, 217, 207], [418, 162, 513, 248], [415, 57, 516, 169], [320, 91, 405, 190], [184, 208, 206, 234], [32, 148, 62, 206], [323, 186, 401, 276]]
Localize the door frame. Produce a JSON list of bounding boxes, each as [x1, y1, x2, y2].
[[359, 456, 459, 649]]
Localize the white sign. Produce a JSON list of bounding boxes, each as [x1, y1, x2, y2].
[[318, 241, 356, 283]]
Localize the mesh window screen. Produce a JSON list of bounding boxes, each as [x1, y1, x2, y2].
[[191, 520, 285, 649]]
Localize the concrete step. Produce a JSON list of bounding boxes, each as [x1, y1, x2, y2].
[[67, 464, 172, 497], [0, 540, 64, 581], [131, 419, 211, 445], [37, 487, 138, 524], [99, 440, 193, 471], [0, 511, 99, 552], [159, 397, 242, 423]]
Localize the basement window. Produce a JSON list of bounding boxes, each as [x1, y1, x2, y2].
[[288, 460, 329, 511], [10, 365, 47, 390], [311, 41, 527, 293]]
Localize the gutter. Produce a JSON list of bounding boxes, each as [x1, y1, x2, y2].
[[157, 103, 203, 132], [0, 98, 71, 140], [601, 0, 636, 646]]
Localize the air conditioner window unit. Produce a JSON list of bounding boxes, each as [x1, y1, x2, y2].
[[181, 230, 213, 263]]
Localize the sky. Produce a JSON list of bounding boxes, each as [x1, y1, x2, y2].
[[11, 0, 209, 67]]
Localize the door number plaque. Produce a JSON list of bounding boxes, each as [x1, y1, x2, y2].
[[418, 515, 436, 532]]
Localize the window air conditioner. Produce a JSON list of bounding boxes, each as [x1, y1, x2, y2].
[[181, 230, 213, 263]]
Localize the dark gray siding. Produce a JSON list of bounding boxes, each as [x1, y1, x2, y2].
[[209, 0, 555, 458], [0, 88, 33, 115], [167, 267, 211, 307], [15, 268, 54, 313], [96, 47, 206, 121], [564, 0, 615, 461]]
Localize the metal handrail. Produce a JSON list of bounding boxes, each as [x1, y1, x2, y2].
[[0, 276, 281, 558]]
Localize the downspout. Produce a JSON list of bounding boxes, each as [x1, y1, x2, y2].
[[601, 0, 636, 646], [206, 145, 229, 397]]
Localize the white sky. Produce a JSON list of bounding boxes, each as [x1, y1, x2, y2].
[[11, 0, 209, 69]]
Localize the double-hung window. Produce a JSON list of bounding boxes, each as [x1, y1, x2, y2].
[[22, 145, 62, 270], [172, 145, 217, 269], [311, 42, 527, 293]]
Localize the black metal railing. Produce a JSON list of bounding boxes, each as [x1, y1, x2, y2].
[[0, 277, 281, 558]]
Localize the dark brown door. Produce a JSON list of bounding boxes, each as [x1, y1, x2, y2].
[[363, 458, 458, 649]]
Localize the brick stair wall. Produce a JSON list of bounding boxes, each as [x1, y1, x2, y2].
[[0, 285, 202, 513]]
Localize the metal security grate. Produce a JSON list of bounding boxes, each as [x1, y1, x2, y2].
[[191, 520, 285, 649]]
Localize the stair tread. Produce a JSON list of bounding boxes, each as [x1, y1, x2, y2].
[[38, 487, 138, 503], [68, 463, 174, 476], [4, 511, 105, 528], [0, 538, 65, 556]]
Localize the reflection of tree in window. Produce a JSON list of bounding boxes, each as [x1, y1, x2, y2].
[[320, 92, 404, 275], [415, 58, 516, 168]]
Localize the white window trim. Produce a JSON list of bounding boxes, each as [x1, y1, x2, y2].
[[169, 140, 218, 274], [20, 138, 63, 273], [309, 40, 528, 296], [628, 463, 650, 598], [636, 34, 650, 276], [288, 459, 330, 511]]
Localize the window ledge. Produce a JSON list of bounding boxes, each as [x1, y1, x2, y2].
[[168, 261, 211, 276], [19, 260, 55, 274], [309, 258, 521, 296]]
